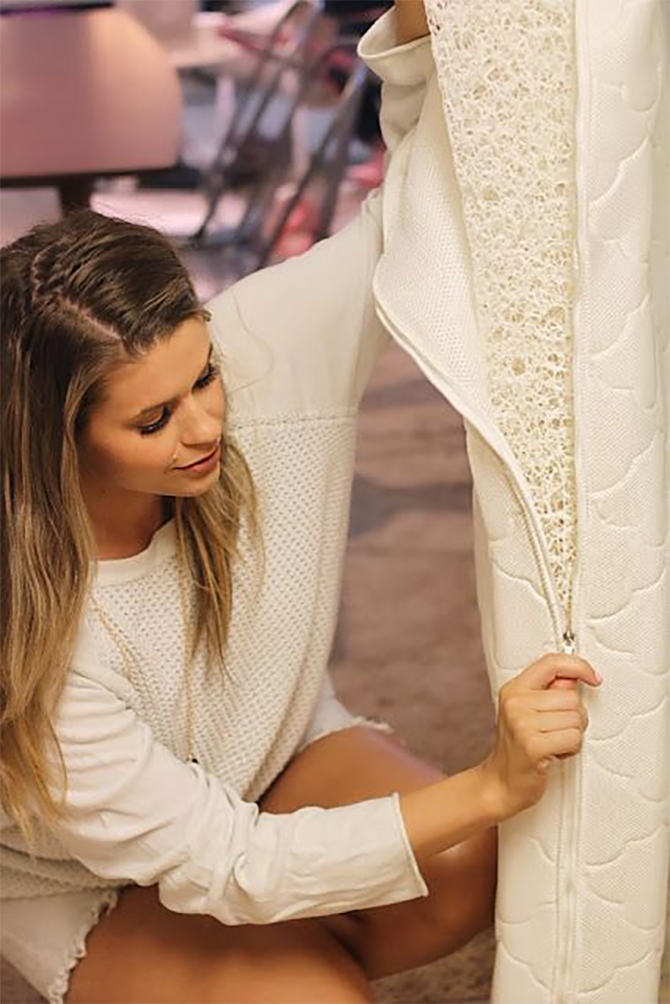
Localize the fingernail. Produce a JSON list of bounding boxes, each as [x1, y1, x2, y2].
[[594, 671, 603, 684]]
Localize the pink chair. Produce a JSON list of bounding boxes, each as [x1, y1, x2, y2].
[[0, 5, 182, 211]]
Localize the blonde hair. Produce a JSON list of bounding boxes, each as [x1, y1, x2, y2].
[[1, 210, 257, 840]]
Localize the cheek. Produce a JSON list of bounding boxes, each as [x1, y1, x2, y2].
[[210, 378, 226, 421], [120, 436, 178, 479], [83, 431, 176, 482]]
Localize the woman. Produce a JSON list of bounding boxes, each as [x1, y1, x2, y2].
[[0, 6, 601, 1004]]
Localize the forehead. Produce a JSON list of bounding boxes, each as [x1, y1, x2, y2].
[[100, 317, 211, 416]]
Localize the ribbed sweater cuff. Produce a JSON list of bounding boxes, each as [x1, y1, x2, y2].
[[357, 8, 434, 86]]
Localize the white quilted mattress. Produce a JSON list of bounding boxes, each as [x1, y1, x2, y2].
[[409, 1, 670, 1003]]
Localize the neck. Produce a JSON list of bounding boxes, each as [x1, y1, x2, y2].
[[81, 478, 170, 560]]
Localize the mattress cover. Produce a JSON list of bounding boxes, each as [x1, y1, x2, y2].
[[373, 0, 669, 1000]]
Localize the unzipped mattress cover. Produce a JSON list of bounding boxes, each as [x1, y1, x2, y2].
[[375, 0, 669, 1000]]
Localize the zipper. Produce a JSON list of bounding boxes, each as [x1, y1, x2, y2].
[[374, 299, 583, 1002], [498, 371, 582, 1004], [561, 629, 577, 655], [501, 465, 576, 656], [375, 298, 577, 646], [486, 458, 582, 1004], [555, 757, 582, 1004], [553, 0, 588, 990]]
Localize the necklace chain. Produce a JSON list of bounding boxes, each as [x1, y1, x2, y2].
[[88, 564, 198, 764]]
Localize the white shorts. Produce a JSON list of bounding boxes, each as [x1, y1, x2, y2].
[[1, 887, 121, 1004]]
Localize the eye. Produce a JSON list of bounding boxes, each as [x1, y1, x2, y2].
[[194, 361, 219, 390], [136, 361, 219, 436], [138, 407, 171, 436]]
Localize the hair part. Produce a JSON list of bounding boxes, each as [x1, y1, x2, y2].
[[1, 210, 257, 842]]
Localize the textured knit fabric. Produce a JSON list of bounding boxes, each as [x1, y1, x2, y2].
[[0, 13, 432, 942], [0, 236, 426, 918]]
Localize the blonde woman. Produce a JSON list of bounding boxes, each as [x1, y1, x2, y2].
[[0, 5, 601, 1003]]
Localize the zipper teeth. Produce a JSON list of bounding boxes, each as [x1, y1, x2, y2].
[[376, 299, 569, 639], [503, 471, 578, 1004], [501, 467, 565, 644], [555, 0, 586, 988], [514, 469, 582, 1003], [554, 763, 574, 1004], [567, 759, 582, 1003]]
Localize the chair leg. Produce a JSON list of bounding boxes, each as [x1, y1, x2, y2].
[[191, 0, 323, 244], [57, 176, 94, 213], [255, 62, 370, 269], [313, 67, 369, 241]]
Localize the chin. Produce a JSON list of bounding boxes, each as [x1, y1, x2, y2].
[[171, 470, 221, 498]]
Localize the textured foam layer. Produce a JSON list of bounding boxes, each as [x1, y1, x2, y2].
[[425, 0, 578, 616]]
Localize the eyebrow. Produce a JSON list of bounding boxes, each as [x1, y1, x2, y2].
[[132, 345, 214, 422]]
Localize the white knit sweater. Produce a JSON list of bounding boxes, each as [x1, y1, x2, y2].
[[0, 16, 434, 924]]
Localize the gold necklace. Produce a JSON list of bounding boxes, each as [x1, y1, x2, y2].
[[88, 564, 199, 764]]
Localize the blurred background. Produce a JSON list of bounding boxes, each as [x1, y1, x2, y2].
[[0, 0, 395, 278], [0, 2, 495, 1000]]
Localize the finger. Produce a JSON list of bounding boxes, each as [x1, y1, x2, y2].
[[536, 727, 584, 760], [536, 709, 588, 734], [531, 689, 585, 713], [521, 654, 602, 691]]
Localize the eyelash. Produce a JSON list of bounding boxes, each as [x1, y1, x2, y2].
[[138, 362, 219, 436]]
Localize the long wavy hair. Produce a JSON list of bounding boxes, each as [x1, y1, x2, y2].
[[1, 210, 257, 839]]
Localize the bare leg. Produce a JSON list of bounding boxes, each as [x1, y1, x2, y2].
[[67, 726, 495, 1002], [260, 726, 497, 980], [66, 885, 373, 1004]]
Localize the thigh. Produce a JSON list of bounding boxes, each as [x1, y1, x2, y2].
[[260, 725, 444, 811], [66, 884, 373, 1004], [260, 726, 497, 978]]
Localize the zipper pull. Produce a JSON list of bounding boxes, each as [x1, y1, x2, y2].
[[561, 629, 577, 655]]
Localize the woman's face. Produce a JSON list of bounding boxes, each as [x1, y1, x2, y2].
[[78, 317, 226, 501]]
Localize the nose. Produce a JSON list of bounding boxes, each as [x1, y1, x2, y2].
[[180, 396, 222, 447]]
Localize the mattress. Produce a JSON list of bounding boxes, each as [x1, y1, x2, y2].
[[374, 0, 669, 999]]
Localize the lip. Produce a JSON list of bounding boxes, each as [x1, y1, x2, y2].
[[177, 442, 221, 474]]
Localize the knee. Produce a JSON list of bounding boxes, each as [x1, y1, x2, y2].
[[421, 825, 498, 941], [459, 825, 497, 931], [200, 919, 375, 1004]]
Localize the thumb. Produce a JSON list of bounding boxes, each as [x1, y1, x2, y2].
[[523, 654, 603, 691]]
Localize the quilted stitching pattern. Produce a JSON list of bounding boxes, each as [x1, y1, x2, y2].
[[424, 0, 669, 1000], [468, 432, 566, 1002], [349, 4, 668, 995], [573, 1, 668, 998]]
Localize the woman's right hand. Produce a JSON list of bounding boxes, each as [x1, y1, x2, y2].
[[399, 653, 602, 864], [481, 654, 602, 821]]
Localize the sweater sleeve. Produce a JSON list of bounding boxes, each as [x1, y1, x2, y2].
[[50, 666, 428, 926], [357, 8, 435, 155]]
